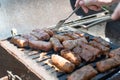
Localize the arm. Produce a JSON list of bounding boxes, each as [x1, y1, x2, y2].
[[111, 2, 120, 20]]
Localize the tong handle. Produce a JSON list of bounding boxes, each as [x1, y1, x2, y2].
[[83, 15, 112, 29]]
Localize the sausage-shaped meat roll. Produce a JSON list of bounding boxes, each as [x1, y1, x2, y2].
[[53, 35, 72, 42], [50, 37, 63, 52], [21, 34, 38, 41], [93, 37, 110, 47], [72, 46, 82, 59], [51, 54, 75, 73], [68, 65, 98, 80], [10, 36, 28, 47], [62, 40, 76, 50], [31, 29, 50, 40], [29, 40, 52, 51], [96, 56, 120, 72], [89, 41, 110, 55]]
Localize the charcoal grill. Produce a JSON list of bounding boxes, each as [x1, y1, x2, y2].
[[0, 11, 120, 80], [0, 32, 120, 80]]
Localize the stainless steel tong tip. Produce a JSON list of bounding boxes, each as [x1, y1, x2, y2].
[[54, 7, 80, 31]]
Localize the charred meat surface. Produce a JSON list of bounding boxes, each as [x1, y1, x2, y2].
[[89, 41, 110, 55], [53, 35, 72, 42], [80, 48, 96, 62], [75, 37, 88, 44], [61, 49, 81, 66], [62, 40, 76, 50], [21, 34, 38, 41], [68, 65, 98, 80], [43, 29, 54, 37], [63, 32, 81, 39], [72, 46, 82, 58], [31, 29, 50, 40], [50, 37, 63, 52], [93, 37, 110, 47], [79, 42, 101, 57], [51, 54, 75, 73]]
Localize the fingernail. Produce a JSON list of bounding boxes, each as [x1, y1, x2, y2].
[[79, 1, 84, 6]]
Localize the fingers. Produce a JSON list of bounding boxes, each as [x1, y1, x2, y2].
[[75, 0, 80, 7], [89, 5, 101, 11], [75, 0, 101, 13], [81, 6, 89, 13]]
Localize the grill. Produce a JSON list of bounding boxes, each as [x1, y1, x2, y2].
[[0, 31, 120, 80], [0, 11, 120, 80]]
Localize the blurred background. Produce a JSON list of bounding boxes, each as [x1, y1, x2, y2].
[[0, 0, 102, 39]]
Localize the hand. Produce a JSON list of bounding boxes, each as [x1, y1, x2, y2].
[[75, 0, 119, 13], [111, 3, 120, 20]]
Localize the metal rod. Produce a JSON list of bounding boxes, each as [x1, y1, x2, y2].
[[83, 15, 111, 29]]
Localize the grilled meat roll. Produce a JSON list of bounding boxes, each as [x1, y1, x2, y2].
[[31, 29, 50, 40], [10, 36, 28, 47], [68, 65, 98, 80], [96, 56, 120, 72], [93, 37, 110, 47], [21, 34, 38, 41], [72, 46, 82, 58], [62, 40, 76, 50], [89, 41, 110, 55], [53, 35, 72, 42], [50, 37, 63, 52], [29, 40, 52, 51], [51, 54, 75, 73]]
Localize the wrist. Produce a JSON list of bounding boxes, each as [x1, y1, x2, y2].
[[98, 0, 119, 5]]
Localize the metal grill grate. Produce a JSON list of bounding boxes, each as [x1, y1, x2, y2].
[[4, 32, 120, 80]]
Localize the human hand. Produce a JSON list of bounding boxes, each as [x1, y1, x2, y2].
[[75, 0, 119, 13], [111, 3, 120, 20]]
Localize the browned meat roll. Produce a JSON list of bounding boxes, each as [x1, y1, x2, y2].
[[109, 48, 120, 58], [10, 36, 28, 47], [51, 54, 75, 73], [50, 37, 63, 52], [64, 32, 81, 39], [53, 35, 72, 42], [43, 29, 54, 37], [89, 41, 110, 55], [33, 28, 54, 37], [75, 37, 88, 44], [29, 40, 52, 51], [62, 40, 76, 50], [81, 48, 96, 62], [96, 56, 120, 72], [80, 42, 101, 58], [61, 49, 81, 66], [68, 65, 98, 80], [21, 34, 38, 41], [31, 29, 50, 40], [72, 46, 82, 58], [93, 37, 110, 47]]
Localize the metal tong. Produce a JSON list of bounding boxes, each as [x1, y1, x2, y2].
[[53, 7, 80, 31], [61, 11, 112, 29]]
